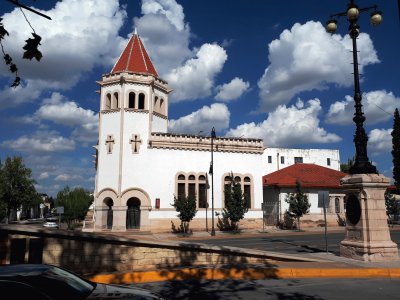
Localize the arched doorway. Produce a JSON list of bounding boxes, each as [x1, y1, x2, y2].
[[126, 197, 141, 229], [104, 198, 114, 229]]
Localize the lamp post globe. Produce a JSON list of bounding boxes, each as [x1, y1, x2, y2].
[[370, 11, 382, 25]]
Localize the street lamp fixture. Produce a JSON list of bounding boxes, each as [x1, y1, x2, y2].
[[326, 0, 382, 175], [209, 127, 216, 236]]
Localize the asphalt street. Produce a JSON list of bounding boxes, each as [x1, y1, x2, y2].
[[191, 230, 400, 255], [135, 278, 400, 300]]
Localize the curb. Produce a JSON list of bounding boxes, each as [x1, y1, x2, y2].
[[88, 267, 400, 284]]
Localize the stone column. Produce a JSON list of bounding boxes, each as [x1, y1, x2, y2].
[[340, 174, 399, 261], [112, 206, 127, 231]]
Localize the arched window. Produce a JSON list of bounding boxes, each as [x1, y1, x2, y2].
[[243, 177, 251, 208], [113, 92, 119, 109], [223, 173, 253, 209], [105, 93, 111, 109], [335, 197, 340, 213], [175, 173, 208, 208], [138, 93, 145, 109], [160, 98, 164, 114], [154, 96, 158, 112], [188, 175, 196, 199], [177, 174, 185, 200], [129, 92, 135, 109]]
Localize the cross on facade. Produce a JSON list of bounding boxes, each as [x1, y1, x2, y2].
[[105, 135, 115, 154], [130, 134, 142, 154]]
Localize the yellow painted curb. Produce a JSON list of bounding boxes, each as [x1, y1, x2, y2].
[[88, 267, 400, 284]]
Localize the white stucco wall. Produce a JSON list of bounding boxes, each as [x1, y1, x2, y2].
[[97, 112, 121, 192], [121, 146, 264, 219], [262, 148, 340, 174]]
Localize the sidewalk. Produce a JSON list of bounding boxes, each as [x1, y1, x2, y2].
[[89, 226, 400, 284]]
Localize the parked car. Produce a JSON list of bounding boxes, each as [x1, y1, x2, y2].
[[43, 216, 59, 228], [0, 264, 164, 299]]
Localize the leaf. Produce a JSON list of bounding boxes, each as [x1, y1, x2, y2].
[[0, 18, 9, 40], [11, 76, 20, 88], [4, 54, 12, 65], [9, 63, 18, 73], [22, 33, 42, 61]]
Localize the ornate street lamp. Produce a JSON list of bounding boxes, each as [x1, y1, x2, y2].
[[209, 127, 216, 236], [326, 0, 382, 174]]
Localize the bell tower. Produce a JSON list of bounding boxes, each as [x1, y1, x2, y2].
[[94, 31, 172, 231]]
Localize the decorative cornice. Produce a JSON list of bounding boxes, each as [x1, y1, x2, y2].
[[149, 132, 264, 154], [152, 111, 168, 120], [124, 108, 149, 114], [101, 109, 121, 114], [97, 72, 172, 94]]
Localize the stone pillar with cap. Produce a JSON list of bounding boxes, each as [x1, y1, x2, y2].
[[340, 174, 399, 261]]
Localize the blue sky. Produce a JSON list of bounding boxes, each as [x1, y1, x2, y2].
[[1, 0, 399, 196]]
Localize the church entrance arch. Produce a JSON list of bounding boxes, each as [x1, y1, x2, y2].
[[126, 198, 141, 229], [104, 198, 114, 229]]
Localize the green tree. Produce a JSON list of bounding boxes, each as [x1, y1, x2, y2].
[[392, 108, 400, 193], [340, 157, 354, 173], [385, 192, 400, 226], [171, 195, 197, 233], [285, 181, 311, 231], [222, 174, 249, 230], [56, 186, 93, 230], [0, 156, 38, 222]]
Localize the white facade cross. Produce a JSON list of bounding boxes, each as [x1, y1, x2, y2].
[[105, 135, 115, 154], [130, 134, 142, 154]]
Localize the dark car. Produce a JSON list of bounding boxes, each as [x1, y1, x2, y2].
[[0, 264, 164, 299]]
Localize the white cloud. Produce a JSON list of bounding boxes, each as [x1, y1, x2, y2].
[[36, 93, 98, 126], [168, 103, 230, 134], [0, 0, 127, 105], [326, 90, 400, 125], [215, 77, 250, 102], [141, 0, 185, 31], [227, 98, 341, 147], [55, 174, 83, 182], [38, 172, 49, 180], [258, 21, 379, 112], [1, 130, 75, 153], [368, 128, 392, 155], [135, 0, 227, 102], [166, 43, 227, 102], [30, 92, 99, 143]]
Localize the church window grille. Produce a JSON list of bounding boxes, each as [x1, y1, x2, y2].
[[327, 158, 331, 166], [280, 156, 285, 164], [105, 93, 111, 110], [138, 93, 145, 109], [268, 156, 272, 163], [129, 92, 135, 108]]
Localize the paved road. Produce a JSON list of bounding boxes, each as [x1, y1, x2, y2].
[[136, 278, 400, 300], [192, 230, 400, 255]]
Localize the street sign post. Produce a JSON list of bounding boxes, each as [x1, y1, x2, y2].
[[318, 191, 330, 253]]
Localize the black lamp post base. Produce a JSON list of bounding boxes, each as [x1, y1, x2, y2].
[[349, 161, 378, 175], [211, 228, 216, 236]]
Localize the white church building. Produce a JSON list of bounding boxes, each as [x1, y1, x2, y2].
[[90, 32, 340, 233]]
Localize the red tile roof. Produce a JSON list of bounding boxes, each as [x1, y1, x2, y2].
[[263, 163, 347, 189], [111, 33, 158, 77]]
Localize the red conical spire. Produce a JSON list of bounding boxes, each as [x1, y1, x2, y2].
[[111, 31, 158, 77]]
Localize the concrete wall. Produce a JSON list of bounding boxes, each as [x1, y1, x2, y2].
[[0, 226, 290, 277]]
